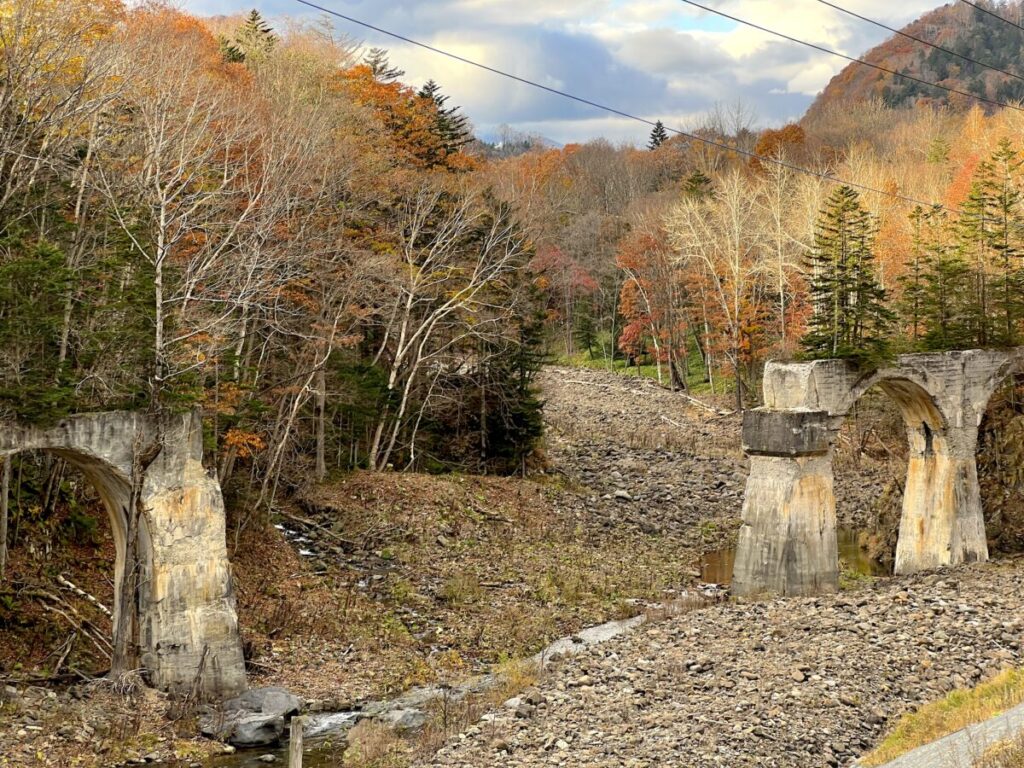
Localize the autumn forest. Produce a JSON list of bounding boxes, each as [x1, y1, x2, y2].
[[6, 0, 1024, 763]]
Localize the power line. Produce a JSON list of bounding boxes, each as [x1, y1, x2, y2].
[[959, 0, 1024, 33], [816, 0, 1024, 85], [292, 0, 958, 213], [677, 0, 1024, 113]]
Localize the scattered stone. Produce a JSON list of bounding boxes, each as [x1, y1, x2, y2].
[[422, 560, 1024, 768]]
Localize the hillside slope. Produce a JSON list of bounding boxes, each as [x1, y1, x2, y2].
[[804, 1, 1024, 124]]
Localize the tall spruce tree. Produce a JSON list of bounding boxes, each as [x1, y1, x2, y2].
[[801, 186, 894, 364], [899, 205, 931, 343], [232, 10, 276, 64], [953, 139, 1024, 348], [418, 80, 473, 164], [983, 138, 1024, 346], [648, 120, 669, 150], [365, 47, 404, 82], [901, 205, 974, 351], [956, 177, 995, 347], [921, 242, 973, 351]]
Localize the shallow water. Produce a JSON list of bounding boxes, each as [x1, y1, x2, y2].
[[699, 527, 891, 585]]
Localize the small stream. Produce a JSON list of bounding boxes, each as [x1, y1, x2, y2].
[[171, 531, 887, 767], [699, 527, 891, 585], [163, 614, 653, 768]]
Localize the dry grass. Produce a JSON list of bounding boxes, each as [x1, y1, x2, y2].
[[235, 470, 700, 705], [343, 720, 411, 768], [980, 733, 1024, 768], [862, 667, 1024, 766], [344, 658, 542, 765]]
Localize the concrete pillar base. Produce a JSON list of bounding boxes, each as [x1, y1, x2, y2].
[[895, 428, 988, 574], [732, 454, 839, 597]]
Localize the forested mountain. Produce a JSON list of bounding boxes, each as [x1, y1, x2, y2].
[[805, 0, 1024, 125]]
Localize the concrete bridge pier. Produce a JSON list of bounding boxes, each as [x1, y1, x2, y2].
[[895, 422, 988, 574], [1, 410, 247, 697], [732, 411, 839, 596]]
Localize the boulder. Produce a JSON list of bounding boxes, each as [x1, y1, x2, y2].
[[223, 687, 303, 718], [379, 707, 427, 731], [228, 713, 285, 748], [201, 686, 302, 747]]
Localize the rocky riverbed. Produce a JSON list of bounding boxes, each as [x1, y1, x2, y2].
[[422, 559, 1024, 768], [538, 366, 895, 553]]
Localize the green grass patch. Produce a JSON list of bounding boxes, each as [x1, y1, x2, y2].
[[861, 667, 1024, 766], [555, 348, 726, 396]]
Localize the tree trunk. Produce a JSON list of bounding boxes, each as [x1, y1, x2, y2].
[[315, 365, 327, 482], [0, 454, 10, 580]]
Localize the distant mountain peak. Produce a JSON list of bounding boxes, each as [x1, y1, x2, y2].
[[804, 1, 1024, 124]]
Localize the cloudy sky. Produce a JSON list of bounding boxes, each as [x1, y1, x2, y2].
[[182, 0, 946, 145]]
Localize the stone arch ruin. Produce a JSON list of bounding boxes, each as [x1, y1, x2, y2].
[[0, 409, 246, 697], [733, 349, 1024, 597]]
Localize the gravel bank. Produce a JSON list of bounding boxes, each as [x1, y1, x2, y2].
[[422, 560, 1024, 768], [538, 366, 894, 549]]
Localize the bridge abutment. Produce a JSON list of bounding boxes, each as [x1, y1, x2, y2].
[[1, 410, 246, 697]]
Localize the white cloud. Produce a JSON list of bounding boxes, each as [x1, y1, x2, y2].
[[182, 0, 950, 143]]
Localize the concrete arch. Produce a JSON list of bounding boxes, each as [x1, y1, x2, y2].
[[978, 348, 1024, 420], [840, 368, 948, 427], [734, 351, 999, 598], [0, 410, 246, 697], [9, 445, 152, 628]]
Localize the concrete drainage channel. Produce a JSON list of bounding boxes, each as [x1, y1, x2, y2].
[[174, 591, 721, 767], [856, 701, 1024, 768]]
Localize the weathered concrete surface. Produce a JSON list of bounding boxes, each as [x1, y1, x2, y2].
[[860, 700, 1024, 768], [0, 410, 246, 697], [735, 349, 1024, 597], [732, 454, 839, 596], [742, 410, 831, 456]]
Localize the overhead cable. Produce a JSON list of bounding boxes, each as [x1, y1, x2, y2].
[[677, 0, 1024, 113], [293, 0, 959, 213], [815, 0, 1024, 85]]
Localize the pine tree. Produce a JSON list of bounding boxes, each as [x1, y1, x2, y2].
[[217, 35, 245, 64], [233, 10, 276, 64], [921, 246, 973, 351], [648, 120, 669, 150], [801, 186, 894, 364], [903, 205, 974, 351], [418, 79, 473, 164], [953, 139, 1024, 348], [956, 178, 995, 347], [683, 171, 712, 199], [926, 136, 951, 165], [899, 206, 931, 343], [983, 138, 1024, 346], [365, 47, 404, 82]]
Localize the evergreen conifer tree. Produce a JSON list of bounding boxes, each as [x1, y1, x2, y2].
[[982, 138, 1024, 346], [648, 120, 669, 150], [217, 36, 245, 64], [683, 171, 712, 199], [921, 244, 973, 351], [365, 47, 404, 82], [956, 177, 995, 347], [418, 80, 473, 163], [899, 206, 931, 343], [952, 141, 1024, 348], [801, 185, 894, 364], [233, 10, 276, 64], [902, 205, 973, 350]]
